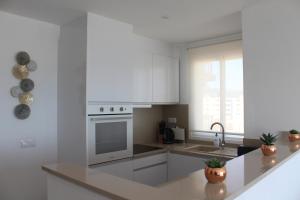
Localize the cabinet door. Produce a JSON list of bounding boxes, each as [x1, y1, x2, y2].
[[132, 52, 153, 103], [133, 153, 167, 186], [86, 13, 135, 103], [91, 159, 133, 180], [133, 163, 167, 186], [168, 153, 206, 181], [152, 55, 169, 103], [152, 55, 179, 103], [168, 58, 179, 103]]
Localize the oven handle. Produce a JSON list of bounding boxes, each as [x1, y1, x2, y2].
[[89, 114, 133, 121]]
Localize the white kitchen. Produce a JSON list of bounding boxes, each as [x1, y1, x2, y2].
[[0, 0, 300, 200]]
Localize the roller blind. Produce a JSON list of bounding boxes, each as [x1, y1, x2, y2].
[[188, 40, 244, 136]]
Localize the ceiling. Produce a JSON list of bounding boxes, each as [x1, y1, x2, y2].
[[0, 0, 243, 43]]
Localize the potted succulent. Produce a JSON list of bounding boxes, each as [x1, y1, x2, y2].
[[260, 133, 278, 156], [288, 129, 300, 142], [205, 158, 226, 184]]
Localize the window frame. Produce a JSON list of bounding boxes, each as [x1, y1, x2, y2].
[[190, 130, 244, 144]]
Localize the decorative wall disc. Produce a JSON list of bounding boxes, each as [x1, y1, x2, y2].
[[16, 51, 30, 65], [10, 86, 23, 97], [14, 104, 31, 120], [19, 93, 34, 105], [20, 78, 35, 92], [26, 60, 38, 72], [12, 65, 29, 79]]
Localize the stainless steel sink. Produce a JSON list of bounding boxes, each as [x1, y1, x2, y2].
[[184, 145, 238, 157], [186, 146, 220, 152]]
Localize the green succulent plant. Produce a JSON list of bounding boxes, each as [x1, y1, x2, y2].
[[205, 158, 226, 168], [260, 133, 278, 146], [289, 129, 299, 135]]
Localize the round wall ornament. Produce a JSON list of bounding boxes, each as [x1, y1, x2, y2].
[[19, 93, 34, 105], [16, 51, 30, 65], [20, 78, 35, 92], [10, 86, 23, 97], [12, 65, 29, 80], [26, 60, 38, 72], [14, 104, 31, 119]]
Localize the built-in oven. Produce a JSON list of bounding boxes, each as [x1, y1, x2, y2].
[[87, 105, 133, 165]]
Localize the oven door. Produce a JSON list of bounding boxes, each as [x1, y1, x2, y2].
[[88, 114, 133, 165]]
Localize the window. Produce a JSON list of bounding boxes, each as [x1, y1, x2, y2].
[[188, 40, 244, 140]]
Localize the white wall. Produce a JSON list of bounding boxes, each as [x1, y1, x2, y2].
[[242, 0, 300, 138], [0, 11, 59, 200]]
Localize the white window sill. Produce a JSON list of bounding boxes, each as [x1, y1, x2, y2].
[[190, 131, 244, 145]]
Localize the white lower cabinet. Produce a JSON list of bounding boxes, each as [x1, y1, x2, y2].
[[167, 153, 207, 181], [133, 163, 167, 186], [90, 152, 207, 186], [90, 153, 168, 186], [133, 153, 167, 186], [91, 159, 134, 180]]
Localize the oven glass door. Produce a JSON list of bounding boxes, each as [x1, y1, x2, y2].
[[88, 115, 133, 165]]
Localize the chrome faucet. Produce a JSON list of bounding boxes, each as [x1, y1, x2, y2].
[[210, 122, 225, 149]]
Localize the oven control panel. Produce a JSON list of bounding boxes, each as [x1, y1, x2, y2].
[[88, 105, 133, 115]]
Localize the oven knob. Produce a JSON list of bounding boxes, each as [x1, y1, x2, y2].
[[120, 107, 124, 111], [110, 107, 114, 112], [99, 107, 104, 112]]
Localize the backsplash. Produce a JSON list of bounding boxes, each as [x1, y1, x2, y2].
[[162, 104, 189, 141], [133, 105, 188, 144]]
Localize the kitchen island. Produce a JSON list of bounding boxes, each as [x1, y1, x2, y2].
[[42, 134, 300, 200]]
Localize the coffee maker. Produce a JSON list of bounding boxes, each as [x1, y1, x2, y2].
[[159, 120, 175, 144]]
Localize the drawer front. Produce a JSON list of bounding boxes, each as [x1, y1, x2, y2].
[[133, 153, 167, 170], [90, 159, 133, 180], [133, 163, 167, 186]]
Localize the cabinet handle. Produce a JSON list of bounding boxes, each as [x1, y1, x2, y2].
[[133, 162, 167, 172]]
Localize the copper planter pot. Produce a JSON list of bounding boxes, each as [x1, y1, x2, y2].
[[288, 134, 300, 142], [205, 167, 226, 184], [261, 144, 277, 156]]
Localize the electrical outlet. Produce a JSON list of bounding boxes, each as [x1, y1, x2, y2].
[[168, 118, 177, 124], [20, 138, 36, 148]]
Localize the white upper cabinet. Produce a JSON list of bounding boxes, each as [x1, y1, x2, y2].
[[132, 34, 179, 104], [131, 52, 153, 103], [62, 13, 179, 104], [168, 57, 180, 103], [153, 54, 179, 103], [86, 13, 135, 103], [153, 55, 169, 103]]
